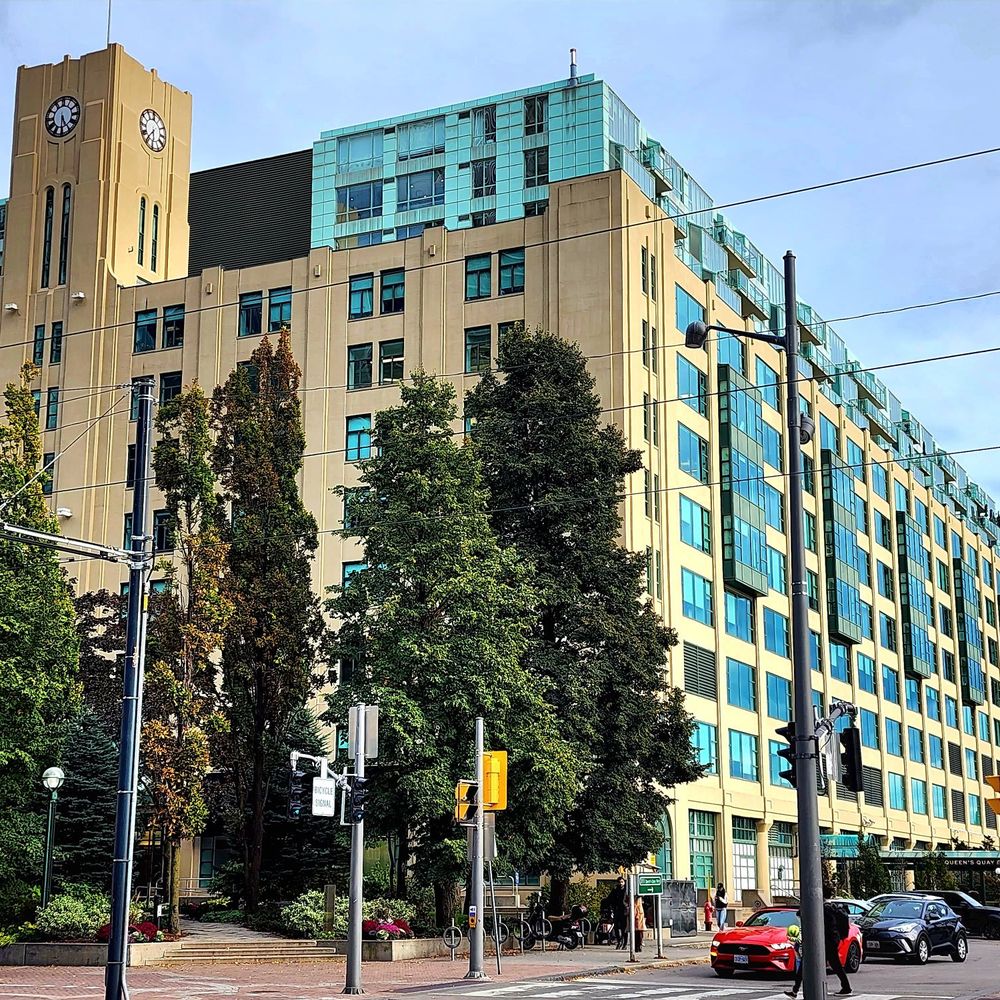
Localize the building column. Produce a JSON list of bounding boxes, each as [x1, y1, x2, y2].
[[756, 819, 772, 901]]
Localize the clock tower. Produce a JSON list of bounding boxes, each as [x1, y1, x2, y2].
[[0, 44, 191, 356]]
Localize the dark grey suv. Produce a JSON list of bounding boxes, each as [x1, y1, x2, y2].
[[856, 896, 969, 964], [906, 890, 1000, 939]]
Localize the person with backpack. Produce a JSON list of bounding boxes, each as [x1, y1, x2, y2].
[[785, 887, 853, 998], [713, 883, 728, 930]]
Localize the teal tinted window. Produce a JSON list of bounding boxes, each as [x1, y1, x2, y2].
[[268, 286, 292, 331], [762, 423, 782, 470], [680, 495, 711, 553], [888, 773, 906, 810], [932, 784, 947, 819], [764, 483, 784, 530], [860, 709, 879, 749], [756, 358, 779, 410], [766, 672, 791, 721], [349, 275, 374, 319], [885, 719, 902, 756], [692, 722, 718, 774], [911, 779, 927, 815], [858, 653, 875, 693], [682, 568, 713, 625], [677, 355, 707, 415], [763, 609, 789, 657], [346, 414, 372, 462], [882, 666, 900, 703], [729, 730, 759, 781], [464, 326, 491, 373], [929, 734, 943, 767], [675, 284, 704, 332], [466, 254, 492, 300], [238, 292, 263, 336], [926, 686, 940, 720], [820, 415, 839, 454], [872, 463, 888, 500], [766, 546, 786, 594], [727, 660, 756, 710], [905, 678, 920, 712], [908, 727, 924, 763], [499, 249, 525, 295], [679, 424, 709, 483], [769, 740, 793, 787], [830, 642, 850, 682], [725, 590, 753, 643]]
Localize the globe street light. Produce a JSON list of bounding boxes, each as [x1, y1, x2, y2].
[[41, 766, 65, 908]]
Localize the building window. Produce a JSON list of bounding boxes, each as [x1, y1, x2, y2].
[[858, 652, 876, 693], [692, 722, 718, 774], [729, 731, 759, 782], [718, 331, 744, 375], [40, 186, 55, 287], [524, 199, 547, 217], [153, 509, 175, 552], [882, 665, 900, 703], [336, 180, 384, 223], [348, 275, 374, 320], [378, 339, 404, 384], [679, 424, 709, 483], [675, 284, 704, 333], [397, 168, 445, 211], [137, 196, 146, 267], [764, 484, 785, 532], [762, 424, 782, 471], [123, 512, 134, 550], [908, 727, 924, 763], [472, 105, 496, 145], [929, 734, 943, 767], [499, 248, 525, 295], [677, 355, 707, 415], [472, 158, 496, 198], [524, 147, 549, 187], [766, 546, 786, 594], [877, 562, 895, 599], [641, 247, 648, 293], [380, 269, 405, 314], [397, 117, 445, 159], [945, 694, 958, 728], [888, 773, 906, 811], [524, 94, 547, 135], [42, 452, 55, 495], [150, 204, 159, 272], [911, 779, 928, 815], [126, 444, 137, 489], [830, 642, 850, 682], [726, 657, 756, 711], [268, 286, 292, 331], [347, 344, 373, 390], [57, 184, 71, 285], [238, 292, 263, 336], [879, 611, 897, 651], [342, 560, 367, 587], [926, 686, 940, 720], [756, 358, 780, 411], [764, 609, 790, 657], [464, 326, 491, 373], [680, 495, 711, 553], [336, 129, 383, 171], [32, 325, 45, 367], [159, 371, 182, 405], [133, 308, 157, 353], [769, 742, 793, 788], [766, 672, 792, 721], [471, 209, 496, 228], [681, 568, 713, 625], [860, 708, 879, 749], [346, 415, 372, 462], [970, 794, 982, 826], [465, 255, 491, 300], [807, 571, 820, 611], [725, 590, 754, 643], [820, 414, 839, 454], [163, 304, 185, 348]]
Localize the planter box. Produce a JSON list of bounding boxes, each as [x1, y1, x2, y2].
[[323, 937, 503, 961], [0, 941, 178, 967]]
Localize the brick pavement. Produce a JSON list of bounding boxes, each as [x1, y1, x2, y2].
[[0, 943, 709, 999]]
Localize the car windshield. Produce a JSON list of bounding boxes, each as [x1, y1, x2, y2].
[[744, 910, 799, 928], [869, 899, 924, 920]]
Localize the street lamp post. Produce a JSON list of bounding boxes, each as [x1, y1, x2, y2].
[[41, 766, 65, 908], [685, 252, 826, 1000]]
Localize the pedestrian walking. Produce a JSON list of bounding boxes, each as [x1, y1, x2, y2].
[[703, 896, 714, 931], [634, 896, 646, 952], [609, 876, 628, 949], [785, 887, 853, 997], [714, 883, 728, 930]]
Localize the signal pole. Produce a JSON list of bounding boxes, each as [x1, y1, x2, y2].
[[344, 703, 367, 995], [465, 717, 488, 980]]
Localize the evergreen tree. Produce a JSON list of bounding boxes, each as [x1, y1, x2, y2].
[[850, 834, 892, 899], [325, 372, 578, 924], [465, 327, 703, 910], [145, 384, 231, 931], [211, 332, 326, 911], [0, 365, 80, 922], [51, 708, 119, 891], [75, 589, 127, 733]]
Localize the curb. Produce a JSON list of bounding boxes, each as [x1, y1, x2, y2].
[[545, 955, 711, 981]]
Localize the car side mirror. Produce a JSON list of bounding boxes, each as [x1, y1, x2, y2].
[[736, 920, 744, 927]]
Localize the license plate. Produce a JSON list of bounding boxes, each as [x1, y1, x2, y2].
[[734, 954, 750, 965], [867, 940, 880, 950]]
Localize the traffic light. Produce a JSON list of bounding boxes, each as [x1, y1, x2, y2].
[[987, 774, 1000, 816], [454, 780, 479, 824], [483, 751, 508, 811], [839, 725, 864, 794], [775, 722, 797, 789], [349, 775, 369, 823], [287, 767, 306, 821]]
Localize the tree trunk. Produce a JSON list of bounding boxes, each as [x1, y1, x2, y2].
[[548, 876, 569, 916], [395, 823, 409, 900], [168, 840, 182, 934], [434, 880, 461, 929], [245, 743, 266, 912]]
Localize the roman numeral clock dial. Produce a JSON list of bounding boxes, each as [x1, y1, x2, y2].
[[139, 108, 167, 152], [45, 96, 80, 137]]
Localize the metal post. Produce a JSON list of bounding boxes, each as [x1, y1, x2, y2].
[[655, 894, 664, 959], [627, 872, 637, 963], [783, 251, 826, 1000], [344, 703, 366, 995], [487, 860, 502, 975], [105, 377, 154, 1000], [466, 717, 488, 979], [42, 790, 58, 908]]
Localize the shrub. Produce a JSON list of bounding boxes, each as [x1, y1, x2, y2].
[[365, 861, 391, 896], [199, 909, 245, 925], [35, 887, 110, 941], [280, 890, 325, 939]]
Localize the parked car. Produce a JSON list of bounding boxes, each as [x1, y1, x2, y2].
[[710, 906, 863, 978], [856, 896, 968, 964], [832, 898, 872, 917], [905, 890, 1000, 939]]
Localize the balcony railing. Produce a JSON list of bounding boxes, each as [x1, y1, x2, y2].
[[713, 221, 762, 277], [859, 398, 894, 441], [723, 268, 769, 320]]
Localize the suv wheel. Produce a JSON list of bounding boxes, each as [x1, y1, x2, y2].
[[845, 942, 862, 973], [913, 934, 931, 965], [951, 934, 968, 963]]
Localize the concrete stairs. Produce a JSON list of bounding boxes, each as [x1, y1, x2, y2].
[[153, 939, 342, 966]]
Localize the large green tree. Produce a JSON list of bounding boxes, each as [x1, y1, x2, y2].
[[0, 365, 80, 922], [325, 372, 578, 925], [466, 326, 703, 910], [146, 383, 231, 931], [211, 332, 326, 911]]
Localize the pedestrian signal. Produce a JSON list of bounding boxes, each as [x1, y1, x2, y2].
[[483, 751, 507, 811], [455, 780, 479, 824], [839, 726, 864, 794], [776, 722, 797, 789], [287, 768, 306, 821]]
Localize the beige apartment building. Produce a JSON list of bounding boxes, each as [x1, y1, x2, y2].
[[2, 44, 1000, 901]]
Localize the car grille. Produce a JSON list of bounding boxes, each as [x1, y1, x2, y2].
[[718, 943, 771, 956]]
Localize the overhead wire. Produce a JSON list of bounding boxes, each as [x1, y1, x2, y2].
[[1, 143, 999, 356]]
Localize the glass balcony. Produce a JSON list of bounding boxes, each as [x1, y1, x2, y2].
[[663, 194, 689, 240], [640, 141, 672, 196], [713, 219, 762, 277], [723, 268, 769, 320], [714, 274, 742, 315], [858, 398, 894, 442], [800, 341, 835, 377], [936, 451, 959, 483]]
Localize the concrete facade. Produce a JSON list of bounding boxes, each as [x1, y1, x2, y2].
[[2, 45, 1000, 903]]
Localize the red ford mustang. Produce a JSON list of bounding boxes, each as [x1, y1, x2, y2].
[[711, 906, 863, 977]]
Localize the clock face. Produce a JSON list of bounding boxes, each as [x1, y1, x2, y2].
[[45, 96, 81, 138], [139, 108, 167, 152]]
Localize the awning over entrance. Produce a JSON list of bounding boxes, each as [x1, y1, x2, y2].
[[881, 850, 1000, 870]]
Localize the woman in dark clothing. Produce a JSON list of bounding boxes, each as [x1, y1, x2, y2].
[[608, 876, 628, 949]]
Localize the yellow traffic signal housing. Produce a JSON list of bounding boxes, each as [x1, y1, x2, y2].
[[455, 780, 479, 823], [987, 774, 1000, 816], [483, 751, 508, 811]]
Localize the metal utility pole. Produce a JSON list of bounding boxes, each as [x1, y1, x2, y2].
[[344, 703, 367, 995], [105, 376, 155, 1000], [782, 252, 826, 1000], [465, 717, 487, 980], [627, 871, 636, 963]]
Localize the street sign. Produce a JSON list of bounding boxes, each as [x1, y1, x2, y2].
[[348, 705, 379, 760], [468, 813, 497, 860], [311, 777, 339, 817], [468, 905, 478, 929], [636, 874, 663, 896]]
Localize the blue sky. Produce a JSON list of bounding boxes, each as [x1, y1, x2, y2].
[[2, 0, 999, 495]]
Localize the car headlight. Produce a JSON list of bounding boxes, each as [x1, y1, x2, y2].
[[892, 922, 921, 934], [768, 942, 792, 950]]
